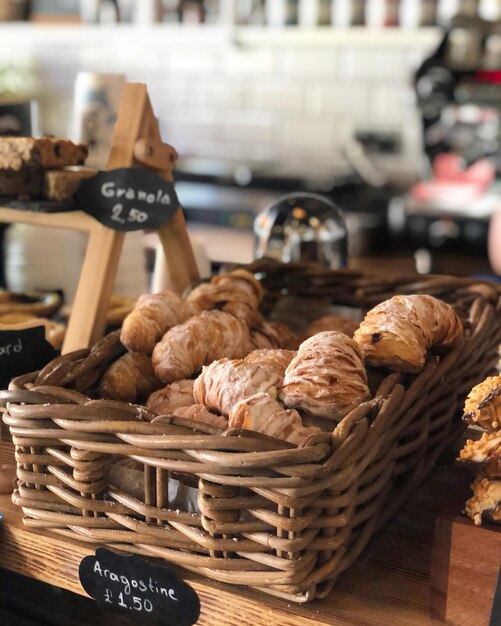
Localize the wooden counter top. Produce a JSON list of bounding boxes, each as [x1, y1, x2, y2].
[[0, 438, 474, 626]]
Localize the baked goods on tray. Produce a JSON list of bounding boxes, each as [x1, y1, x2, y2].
[[0, 136, 92, 201], [44, 167, 97, 202], [0, 137, 88, 170]]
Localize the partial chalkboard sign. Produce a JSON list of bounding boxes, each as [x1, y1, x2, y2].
[[490, 567, 501, 626], [77, 168, 179, 231], [79, 548, 200, 625], [0, 327, 57, 388]]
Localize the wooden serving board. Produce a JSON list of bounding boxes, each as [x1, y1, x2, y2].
[[431, 513, 501, 626]]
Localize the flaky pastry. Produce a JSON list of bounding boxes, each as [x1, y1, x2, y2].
[[244, 349, 295, 385], [99, 353, 163, 402], [146, 379, 195, 415], [229, 393, 320, 445], [120, 290, 196, 355], [463, 375, 501, 431], [280, 331, 370, 421], [152, 310, 252, 383], [193, 357, 280, 416], [186, 269, 262, 326], [353, 294, 463, 373]]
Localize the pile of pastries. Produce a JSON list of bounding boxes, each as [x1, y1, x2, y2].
[[459, 377, 501, 525], [0, 136, 95, 202], [99, 268, 464, 446]]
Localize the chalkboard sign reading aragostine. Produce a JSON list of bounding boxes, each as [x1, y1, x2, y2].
[[77, 168, 179, 231], [79, 547, 200, 625]]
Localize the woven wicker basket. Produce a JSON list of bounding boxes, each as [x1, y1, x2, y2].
[[2, 259, 501, 603]]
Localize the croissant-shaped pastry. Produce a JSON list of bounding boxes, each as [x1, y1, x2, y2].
[[99, 353, 163, 402], [463, 375, 501, 432], [465, 475, 501, 525], [244, 349, 295, 385], [186, 269, 262, 326], [146, 379, 195, 415], [120, 290, 196, 355], [303, 315, 359, 340], [229, 393, 320, 445], [250, 318, 298, 350], [193, 358, 280, 416], [174, 404, 228, 429], [152, 310, 252, 383], [353, 294, 463, 374], [280, 331, 370, 421]]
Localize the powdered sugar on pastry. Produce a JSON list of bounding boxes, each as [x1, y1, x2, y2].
[[152, 310, 251, 383], [280, 331, 370, 421], [229, 393, 320, 445], [194, 358, 280, 416]]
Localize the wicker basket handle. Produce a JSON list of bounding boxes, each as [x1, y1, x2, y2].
[[0, 388, 72, 407]]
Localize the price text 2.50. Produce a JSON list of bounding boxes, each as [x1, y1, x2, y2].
[[111, 204, 148, 225]]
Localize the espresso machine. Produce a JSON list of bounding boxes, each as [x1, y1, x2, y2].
[[390, 16, 501, 274]]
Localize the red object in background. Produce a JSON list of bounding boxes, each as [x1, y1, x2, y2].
[[475, 70, 501, 84], [411, 153, 496, 205]]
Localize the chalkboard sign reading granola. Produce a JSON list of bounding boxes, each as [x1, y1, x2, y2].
[[0, 327, 57, 388], [77, 168, 179, 231], [79, 548, 200, 625]]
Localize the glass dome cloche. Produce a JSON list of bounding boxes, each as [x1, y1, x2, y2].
[[254, 192, 348, 268]]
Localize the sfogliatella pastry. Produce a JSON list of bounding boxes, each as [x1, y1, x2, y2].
[[193, 357, 280, 417], [463, 375, 501, 432], [353, 294, 463, 373], [99, 352, 163, 403], [244, 348, 295, 385], [229, 393, 320, 445], [146, 379, 195, 415], [280, 331, 370, 421], [120, 290, 196, 355], [152, 310, 251, 384], [464, 475, 501, 525], [186, 269, 262, 326]]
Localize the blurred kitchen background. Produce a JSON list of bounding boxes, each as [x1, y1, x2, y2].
[[1, 0, 501, 286]]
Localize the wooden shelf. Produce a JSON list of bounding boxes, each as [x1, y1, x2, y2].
[[0, 439, 476, 626]]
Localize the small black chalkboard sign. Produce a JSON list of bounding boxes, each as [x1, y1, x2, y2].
[[79, 548, 200, 625], [0, 327, 57, 388], [77, 168, 179, 231], [490, 566, 501, 626]]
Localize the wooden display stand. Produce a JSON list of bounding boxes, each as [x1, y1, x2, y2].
[[0, 82, 199, 355], [431, 512, 501, 626]]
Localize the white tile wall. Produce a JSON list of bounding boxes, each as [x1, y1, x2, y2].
[[0, 24, 441, 175]]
